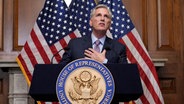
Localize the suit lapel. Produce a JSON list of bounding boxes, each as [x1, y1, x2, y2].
[[103, 37, 112, 50], [83, 35, 92, 49]]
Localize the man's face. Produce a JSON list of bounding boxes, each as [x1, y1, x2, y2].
[[90, 8, 111, 32]]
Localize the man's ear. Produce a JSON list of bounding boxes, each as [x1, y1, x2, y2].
[[89, 19, 92, 26]]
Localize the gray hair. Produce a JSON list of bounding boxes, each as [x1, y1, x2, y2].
[[90, 4, 112, 19]]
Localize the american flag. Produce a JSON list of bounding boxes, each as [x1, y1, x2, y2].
[[99, 0, 164, 104], [16, 0, 96, 104]]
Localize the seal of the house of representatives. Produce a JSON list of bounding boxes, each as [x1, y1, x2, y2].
[[56, 58, 115, 104]]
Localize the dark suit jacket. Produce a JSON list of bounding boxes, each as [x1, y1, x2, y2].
[[60, 35, 127, 65]]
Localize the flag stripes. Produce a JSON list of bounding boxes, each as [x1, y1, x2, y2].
[[118, 28, 164, 103]]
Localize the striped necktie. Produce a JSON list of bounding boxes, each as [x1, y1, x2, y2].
[[94, 40, 101, 52]]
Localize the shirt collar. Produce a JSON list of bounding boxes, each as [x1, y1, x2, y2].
[[91, 33, 106, 45]]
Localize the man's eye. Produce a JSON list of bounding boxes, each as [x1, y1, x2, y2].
[[96, 14, 101, 17], [105, 15, 110, 18]]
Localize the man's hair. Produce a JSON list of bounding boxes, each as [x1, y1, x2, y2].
[[90, 4, 112, 19]]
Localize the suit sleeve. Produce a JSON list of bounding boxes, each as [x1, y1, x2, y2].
[[59, 40, 73, 65], [118, 44, 128, 64]]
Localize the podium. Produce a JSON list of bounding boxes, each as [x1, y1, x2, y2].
[[29, 63, 143, 103]]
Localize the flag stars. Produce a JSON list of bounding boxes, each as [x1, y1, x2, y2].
[[117, 10, 120, 14], [82, 32, 86, 35], [47, 21, 50, 24], [63, 26, 66, 30], [51, 2, 54, 6], [78, 24, 81, 28], [121, 24, 125, 27], [116, 16, 120, 20], [127, 19, 130, 23], [64, 20, 67, 24], [86, 7, 89, 11], [58, 18, 62, 22], [80, 11, 83, 15], [51, 28, 54, 32], [91, 3, 94, 6], [65, 14, 68, 18], [81, 5, 84, 9], [83, 26, 87, 29], [107, 1, 111, 4], [110, 27, 113, 30], [37, 0, 97, 45], [112, 9, 115, 12], [40, 11, 43, 15], [45, 33, 48, 36], [50, 34, 53, 38], [116, 23, 119, 26], [127, 25, 130, 29], [122, 18, 125, 21], [122, 6, 125, 9], [38, 17, 41, 20], [65, 8, 68, 11], [49, 9, 53, 12], [68, 28, 72, 32], [79, 18, 82, 21], [53, 16, 56, 20], [60, 6, 63, 10], [62, 32, 65, 36], [43, 19, 46, 23], [55, 36, 59, 40], [44, 13, 47, 16], [115, 29, 118, 32], [45, 7, 49, 11], [54, 10, 57, 14], [46, 27, 49, 30], [55, 4, 58, 8], [59, 12, 63, 16], [56, 30, 60, 34], [57, 24, 61, 28], [46, 1, 50, 4], [41, 25, 45, 28], [112, 3, 115, 6], [48, 15, 51, 18], [49, 40, 52, 44]]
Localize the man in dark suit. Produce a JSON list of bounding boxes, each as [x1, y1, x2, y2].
[[60, 4, 127, 64]]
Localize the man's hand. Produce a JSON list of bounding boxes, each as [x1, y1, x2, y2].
[[84, 48, 106, 63]]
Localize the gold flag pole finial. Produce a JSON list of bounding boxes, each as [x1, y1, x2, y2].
[[94, 0, 98, 4]]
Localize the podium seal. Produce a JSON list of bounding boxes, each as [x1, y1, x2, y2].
[[56, 58, 115, 104]]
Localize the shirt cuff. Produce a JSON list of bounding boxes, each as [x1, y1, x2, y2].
[[103, 58, 108, 64]]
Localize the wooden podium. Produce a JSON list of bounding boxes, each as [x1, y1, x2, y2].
[[29, 63, 143, 103]]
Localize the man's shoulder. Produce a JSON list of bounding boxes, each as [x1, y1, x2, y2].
[[106, 37, 125, 46], [70, 35, 90, 41]]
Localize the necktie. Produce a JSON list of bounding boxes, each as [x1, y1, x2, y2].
[[94, 40, 101, 52]]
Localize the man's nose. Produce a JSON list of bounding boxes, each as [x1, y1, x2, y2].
[[100, 16, 105, 21]]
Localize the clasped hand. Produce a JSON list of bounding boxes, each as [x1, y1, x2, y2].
[[84, 48, 106, 63]]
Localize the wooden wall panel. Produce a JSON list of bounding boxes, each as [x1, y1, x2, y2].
[[0, 1, 3, 50], [0, 69, 9, 104], [124, 0, 184, 103], [13, 0, 45, 50], [158, 0, 174, 50], [123, 0, 147, 47]]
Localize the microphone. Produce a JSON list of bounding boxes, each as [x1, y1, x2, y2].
[[51, 47, 68, 64]]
